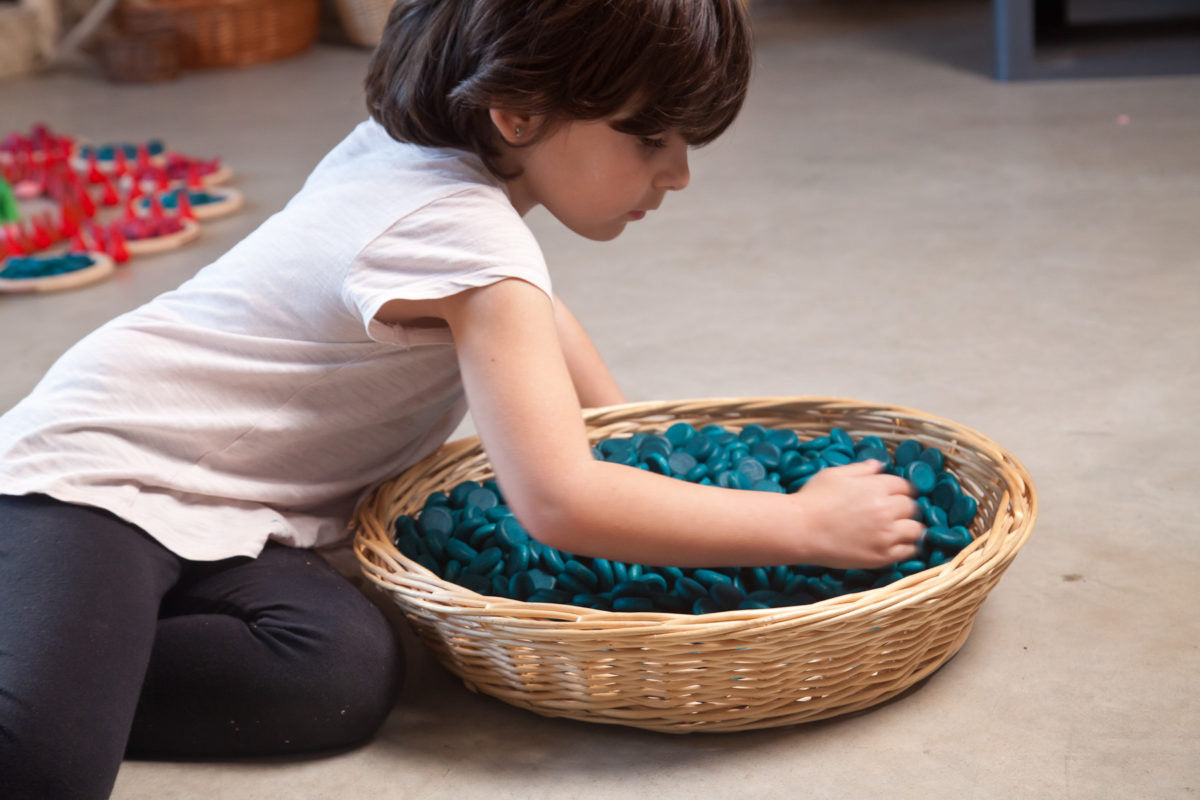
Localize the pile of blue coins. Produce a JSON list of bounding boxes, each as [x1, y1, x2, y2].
[[392, 424, 979, 614], [1, 254, 96, 280]]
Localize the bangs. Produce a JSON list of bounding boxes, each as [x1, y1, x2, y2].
[[605, 0, 753, 145], [523, 0, 752, 145]]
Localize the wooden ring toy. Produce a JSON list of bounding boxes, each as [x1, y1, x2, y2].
[[0, 251, 115, 293]]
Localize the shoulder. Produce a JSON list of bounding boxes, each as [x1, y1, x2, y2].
[[370, 178, 541, 272], [313, 119, 499, 195], [344, 177, 549, 325]]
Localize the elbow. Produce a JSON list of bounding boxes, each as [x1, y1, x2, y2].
[[507, 493, 578, 555], [502, 466, 593, 555]]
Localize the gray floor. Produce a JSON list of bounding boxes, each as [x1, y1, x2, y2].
[[3, 1, 1198, 797]]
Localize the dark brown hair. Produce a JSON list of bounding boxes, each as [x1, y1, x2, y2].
[[365, 0, 753, 177]]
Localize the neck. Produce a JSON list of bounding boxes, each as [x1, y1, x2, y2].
[[504, 176, 537, 217], [492, 144, 536, 216]]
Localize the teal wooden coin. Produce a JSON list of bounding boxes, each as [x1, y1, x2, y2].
[[564, 560, 599, 590], [894, 439, 923, 467], [417, 506, 454, 538], [931, 478, 960, 511], [668, 451, 698, 476], [675, 576, 707, 601], [445, 539, 478, 563], [904, 460, 936, 494], [736, 457, 767, 482], [822, 448, 852, 466], [466, 487, 499, 511], [591, 558, 615, 588], [918, 447, 945, 471], [949, 494, 978, 526], [665, 422, 696, 446], [614, 596, 655, 613], [467, 547, 502, 575]]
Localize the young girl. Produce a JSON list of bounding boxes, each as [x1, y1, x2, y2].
[[0, 1, 923, 796]]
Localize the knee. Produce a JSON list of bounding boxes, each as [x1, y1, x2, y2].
[[333, 613, 404, 742], [289, 597, 405, 750]]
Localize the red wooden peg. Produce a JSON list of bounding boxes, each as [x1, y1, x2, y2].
[[185, 162, 204, 190], [77, 184, 96, 218], [87, 151, 106, 184], [107, 224, 130, 263], [59, 203, 80, 239], [69, 229, 89, 253], [175, 189, 195, 221], [100, 174, 121, 207], [30, 217, 54, 250], [3, 223, 27, 256], [148, 192, 164, 220]]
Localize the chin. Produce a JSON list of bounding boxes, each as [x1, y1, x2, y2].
[[573, 222, 626, 242], [547, 209, 627, 241]]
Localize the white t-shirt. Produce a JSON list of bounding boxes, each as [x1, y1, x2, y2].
[[0, 119, 551, 560]]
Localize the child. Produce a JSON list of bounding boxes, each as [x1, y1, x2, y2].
[[0, 1, 923, 796]]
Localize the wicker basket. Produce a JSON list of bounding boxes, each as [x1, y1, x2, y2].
[[354, 396, 1037, 733], [331, 0, 391, 47], [118, 0, 319, 68], [98, 27, 181, 82]]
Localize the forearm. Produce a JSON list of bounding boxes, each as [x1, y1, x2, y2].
[[518, 459, 814, 568], [553, 296, 626, 408]]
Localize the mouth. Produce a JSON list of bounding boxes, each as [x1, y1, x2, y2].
[[628, 210, 646, 221]]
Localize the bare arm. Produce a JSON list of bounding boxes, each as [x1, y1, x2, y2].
[[552, 294, 626, 408], [424, 279, 923, 569]]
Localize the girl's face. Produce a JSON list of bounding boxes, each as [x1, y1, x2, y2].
[[502, 113, 691, 242]]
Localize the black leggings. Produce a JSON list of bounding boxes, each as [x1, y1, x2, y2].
[[0, 494, 403, 800]]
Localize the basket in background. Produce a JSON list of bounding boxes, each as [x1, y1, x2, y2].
[[118, 0, 319, 68], [97, 24, 180, 82], [354, 396, 1037, 733]]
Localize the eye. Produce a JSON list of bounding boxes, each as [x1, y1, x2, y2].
[[639, 136, 668, 150]]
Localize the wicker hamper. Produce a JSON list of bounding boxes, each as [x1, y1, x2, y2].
[[97, 26, 181, 82], [118, 0, 319, 68], [354, 396, 1037, 733]]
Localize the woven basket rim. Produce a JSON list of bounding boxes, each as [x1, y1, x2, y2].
[[353, 395, 1037, 630]]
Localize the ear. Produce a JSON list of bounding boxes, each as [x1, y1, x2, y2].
[[489, 108, 540, 146]]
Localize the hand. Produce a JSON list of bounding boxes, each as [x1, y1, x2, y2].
[[793, 459, 924, 569]]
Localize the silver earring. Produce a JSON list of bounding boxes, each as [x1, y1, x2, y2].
[[514, 126, 522, 139]]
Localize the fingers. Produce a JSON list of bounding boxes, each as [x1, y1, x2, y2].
[[893, 517, 925, 543], [833, 459, 883, 477], [878, 473, 916, 496], [836, 460, 917, 496], [886, 519, 926, 563], [888, 493, 919, 521]]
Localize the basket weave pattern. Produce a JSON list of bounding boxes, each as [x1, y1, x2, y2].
[[119, 0, 319, 68], [354, 397, 1037, 733], [99, 28, 181, 82]]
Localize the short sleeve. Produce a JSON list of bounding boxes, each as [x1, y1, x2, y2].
[[343, 186, 552, 343]]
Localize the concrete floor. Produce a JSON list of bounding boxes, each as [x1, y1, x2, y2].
[[3, 1, 1198, 797]]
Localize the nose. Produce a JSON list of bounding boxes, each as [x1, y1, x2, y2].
[[655, 141, 690, 192]]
